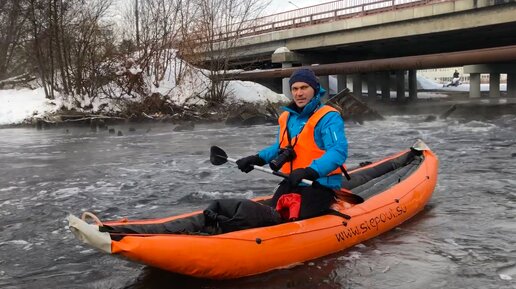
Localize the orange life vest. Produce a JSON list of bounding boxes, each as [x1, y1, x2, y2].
[[278, 105, 345, 176]]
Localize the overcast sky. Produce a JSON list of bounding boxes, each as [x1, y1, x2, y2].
[[109, 0, 335, 19], [265, 0, 333, 14]]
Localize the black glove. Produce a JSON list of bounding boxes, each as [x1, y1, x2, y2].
[[236, 155, 266, 173], [288, 167, 319, 187]]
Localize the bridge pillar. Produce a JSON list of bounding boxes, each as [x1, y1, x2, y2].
[[367, 73, 376, 98], [352, 74, 362, 98], [464, 64, 516, 98], [337, 74, 347, 92], [282, 62, 293, 97], [408, 69, 418, 100], [469, 73, 481, 98], [508, 73, 516, 98], [319, 75, 329, 98], [380, 72, 390, 100], [272, 47, 309, 98], [396, 70, 405, 101], [489, 73, 500, 98]]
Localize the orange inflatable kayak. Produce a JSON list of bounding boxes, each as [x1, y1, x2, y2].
[[68, 139, 438, 279]]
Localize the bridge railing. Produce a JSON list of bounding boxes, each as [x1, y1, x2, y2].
[[212, 0, 435, 42]]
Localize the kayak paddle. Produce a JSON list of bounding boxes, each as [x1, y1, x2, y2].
[[210, 146, 363, 204], [210, 145, 313, 185]]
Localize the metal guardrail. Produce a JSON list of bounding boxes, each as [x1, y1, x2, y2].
[[212, 0, 435, 41]]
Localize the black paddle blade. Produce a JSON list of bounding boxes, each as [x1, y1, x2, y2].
[[210, 146, 228, 165]]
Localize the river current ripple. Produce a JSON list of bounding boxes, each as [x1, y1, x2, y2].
[[0, 113, 515, 289]]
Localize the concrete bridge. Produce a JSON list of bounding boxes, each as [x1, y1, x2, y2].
[[200, 0, 516, 99]]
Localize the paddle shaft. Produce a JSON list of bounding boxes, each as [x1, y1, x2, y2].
[[213, 147, 362, 204], [226, 156, 313, 185]]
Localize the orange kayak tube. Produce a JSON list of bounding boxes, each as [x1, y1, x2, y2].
[[68, 140, 438, 279]]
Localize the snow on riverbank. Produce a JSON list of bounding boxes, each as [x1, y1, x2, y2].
[[417, 75, 507, 92], [0, 88, 53, 125], [0, 80, 288, 126], [0, 83, 288, 125]]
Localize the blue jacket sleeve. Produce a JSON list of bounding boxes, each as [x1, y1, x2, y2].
[[257, 127, 280, 163], [309, 111, 348, 176]]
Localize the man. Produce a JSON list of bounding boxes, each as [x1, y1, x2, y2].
[[236, 68, 348, 221], [451, 70, 461, 86], [446, 70, 461, 87], [453, 70, 460, 79]]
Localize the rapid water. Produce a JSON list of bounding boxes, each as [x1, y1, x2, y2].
[[0, 113, 515, 289]]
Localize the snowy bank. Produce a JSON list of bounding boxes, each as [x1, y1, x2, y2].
[[0, 88, 53, 125], [0, 80, 288, 126], [0, 49, 289, 126]]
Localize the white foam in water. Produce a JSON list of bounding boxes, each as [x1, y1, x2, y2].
[[80, 249, 95, 254], [0, 200, 12, 206], [192, 190, 254, 200], [337, 251, 362, 261], [382, 266, 391, 273], [498, 265, 516, 281], [7, 240, 29, 245], [466, 120, 497, 128], [1, 240, 32, 251], [444, 238, 460, 247], [84, 185, 96, 191], [50, 187, 81, 199]]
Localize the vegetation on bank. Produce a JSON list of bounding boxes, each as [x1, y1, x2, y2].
[[0, 0, 276, 126]]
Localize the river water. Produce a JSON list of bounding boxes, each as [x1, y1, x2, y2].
[[0, 110, 515, 289]]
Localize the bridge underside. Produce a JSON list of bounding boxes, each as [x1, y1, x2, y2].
[[193, 0, 516, 71], [205, 21, 516, 71], [301, 22, 516, 65]]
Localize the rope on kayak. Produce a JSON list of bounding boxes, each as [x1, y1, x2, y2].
[[326, 209, 351, 226], [81, 211, 103, 226]]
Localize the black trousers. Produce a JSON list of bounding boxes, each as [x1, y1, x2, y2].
[[269, 180, 335, 220]]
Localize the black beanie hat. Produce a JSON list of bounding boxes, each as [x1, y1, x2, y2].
[[289, 68, 319, 93]]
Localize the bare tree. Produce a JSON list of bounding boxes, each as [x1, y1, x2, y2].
[[66, 0, 114, 99], [26, 0, 115, 101], [0, 0, 30, 81], [180, 0, 270, 106], [118, 0, 196, 97]]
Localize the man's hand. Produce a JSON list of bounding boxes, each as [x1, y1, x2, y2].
[[236, 155, 266, 173], [288, 167, 319, 186]]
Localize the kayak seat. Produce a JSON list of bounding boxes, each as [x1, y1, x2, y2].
[[342, 149, 423, 201]]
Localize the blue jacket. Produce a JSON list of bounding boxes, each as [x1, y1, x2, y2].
[[258, 87, 348, 189]]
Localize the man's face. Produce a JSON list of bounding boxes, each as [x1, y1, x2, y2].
[[291, 82, 315, 108]]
